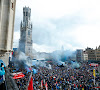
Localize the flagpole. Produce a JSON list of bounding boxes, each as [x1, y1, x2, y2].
[[93, 69, 96, 86], [94, 76, 95, 85], [56, 80, 57, 90], [27, 70, 33, 90]]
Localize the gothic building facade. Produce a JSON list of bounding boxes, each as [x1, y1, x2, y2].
[[0, 0, 16, 65], [19, 7, 33, 58]]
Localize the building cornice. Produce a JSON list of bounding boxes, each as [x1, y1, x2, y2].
[[0, 49, 13, 52]]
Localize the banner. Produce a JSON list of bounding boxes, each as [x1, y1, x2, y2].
[[89, 63, 99, 67], [93, 69, 96, 77]]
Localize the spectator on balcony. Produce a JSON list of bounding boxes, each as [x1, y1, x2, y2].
[[0, 63, 5, 84]]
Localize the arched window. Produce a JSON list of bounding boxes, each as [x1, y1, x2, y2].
[[24, 12, 25, 16]]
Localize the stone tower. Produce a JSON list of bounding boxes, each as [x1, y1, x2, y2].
[[19, 7, 33, 57], [0, 0, 16, 66]]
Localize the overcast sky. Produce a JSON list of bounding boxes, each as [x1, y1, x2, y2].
[[14, 0, 100, 52]]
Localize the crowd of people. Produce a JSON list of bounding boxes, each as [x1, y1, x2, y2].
[[32, 62, 100, 90], [9, 61, 100, 90], [10, 68, 31, 90]]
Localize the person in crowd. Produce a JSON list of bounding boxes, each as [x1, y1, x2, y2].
[[0, 63, 6, 90]]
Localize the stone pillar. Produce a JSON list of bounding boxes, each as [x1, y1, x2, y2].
[[0, 0, 16, 66]]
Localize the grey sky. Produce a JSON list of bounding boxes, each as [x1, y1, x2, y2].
[[14, 0, 100, 52]]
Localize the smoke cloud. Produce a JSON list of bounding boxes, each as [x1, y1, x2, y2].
[[32, 60, 52, 69]]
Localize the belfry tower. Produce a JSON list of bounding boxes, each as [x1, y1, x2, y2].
[[19, 7, 33, 57]]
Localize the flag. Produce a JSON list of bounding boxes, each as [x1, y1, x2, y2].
[[93, 86, 100, 88], [9, 52, 13, 62], [28, 77, 33, 90], [13, 72, 25, 79], [74, 84, 76, 87], [93, 69, 96, 77], [53, 76, 56, 80], [41, 80, 43, 89], [56, 81, 58, 90], [10, 52, 13, 58], [80, 84, 82, 87], [45, 82, 48, 90], [82, 87, 84, 90]]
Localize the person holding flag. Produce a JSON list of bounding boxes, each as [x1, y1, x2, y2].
[[45, 82, 48, 90], [41, 80, 43, 89]]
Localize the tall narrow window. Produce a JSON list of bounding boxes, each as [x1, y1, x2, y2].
[[24, 12, 25, 16], [12, 3, 13, 9], [26, 12, 28, 16]]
